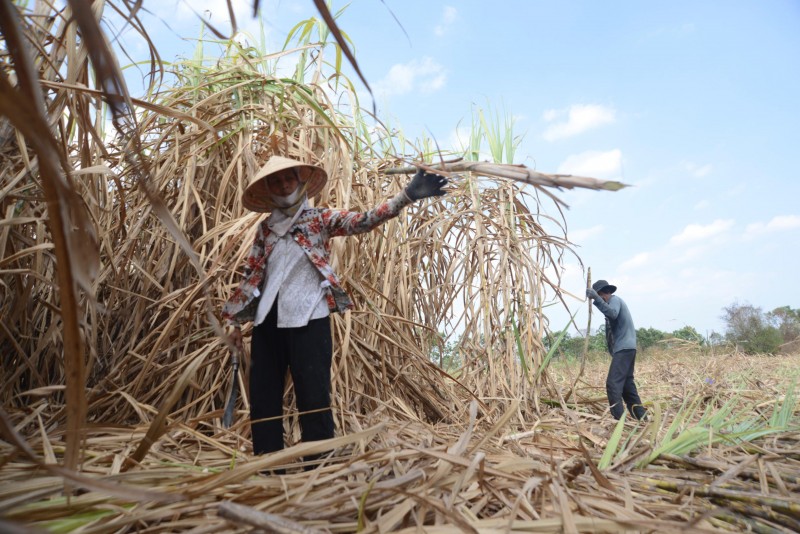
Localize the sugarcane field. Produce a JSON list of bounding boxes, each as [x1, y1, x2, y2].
[[1, 1, 799, 533]]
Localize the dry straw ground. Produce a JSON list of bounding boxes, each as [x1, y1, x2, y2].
[[1, 351, 798, 533], [1, 2, 799, 532]]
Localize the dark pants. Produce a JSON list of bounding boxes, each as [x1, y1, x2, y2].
[[606, 349, 647, 420], [250, 304, 334, 456]]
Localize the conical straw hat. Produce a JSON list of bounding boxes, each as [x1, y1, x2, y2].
[[242, 156, 328, 212]]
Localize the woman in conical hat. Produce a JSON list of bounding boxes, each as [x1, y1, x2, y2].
[[222, 155, 448, 467]]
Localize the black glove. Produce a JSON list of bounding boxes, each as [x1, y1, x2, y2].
[[404, 169, 448, 201], [586, 288, 600, 300]]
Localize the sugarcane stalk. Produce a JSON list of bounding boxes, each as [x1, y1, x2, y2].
[[565, 268, 591, 402], [646, 478, 800, 518], [712, 512, 785, 534], [384, 159, 628, 192], [657, 453, 800, 486], [720, 499, 800, 533], [582, 268, 593, 360]]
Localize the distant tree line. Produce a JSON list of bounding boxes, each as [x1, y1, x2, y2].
[[428, 302, 799, 369], [544, 302, 799, 358]]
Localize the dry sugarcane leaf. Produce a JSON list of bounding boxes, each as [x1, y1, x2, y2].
[[218, 501, 327, 534], [0, 8, 90, 477], [39, 81, 217, 134], [127, 349, 210, 465]]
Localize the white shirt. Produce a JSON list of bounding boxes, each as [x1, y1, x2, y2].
[[253, 233, 330, 328]]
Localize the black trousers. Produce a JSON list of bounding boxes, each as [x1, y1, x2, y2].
[[250, 304, 334, 455], [606, 349, 647, 420]]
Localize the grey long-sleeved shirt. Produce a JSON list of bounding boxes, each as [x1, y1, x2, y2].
[[593, 294, 637, 354]]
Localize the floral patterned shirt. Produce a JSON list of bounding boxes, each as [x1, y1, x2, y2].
[[222, 191, 413, 326]]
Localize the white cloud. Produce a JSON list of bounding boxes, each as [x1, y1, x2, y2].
[[374, 57, 447, 97], [561, 262, 585, 281], [609, 265, 755, 334], [569, 225, 604, 243], [685, 162, 713, 177], [669, 219, 734, 245], [672, 245, 707, 264], [557, 149, 622, 180], [548, 258, 758, 335], [420, 72, 447, 93], [620, 252, 650, 271], [557, 262, 590, 302], [434, 6, 458, 36], [159, 0, 251, 27], [666, 267, 745, 302], [147, 0, 276, 52], [542, 104, 616, 141], [694, 199, 710, 210], [743, 215, 800, 239]]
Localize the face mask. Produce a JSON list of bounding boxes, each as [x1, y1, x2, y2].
[[271, 186, 302, 208]]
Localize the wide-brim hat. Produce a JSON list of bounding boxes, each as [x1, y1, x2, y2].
[[592, 279, 617, 294], [243, 156, 328, 212]]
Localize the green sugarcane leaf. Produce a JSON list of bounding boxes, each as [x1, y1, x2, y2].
[[599, 412, 627, 470], [535, 310, 578, 381]]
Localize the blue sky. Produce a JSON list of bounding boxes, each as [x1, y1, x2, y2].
[[116, 1, 800, 337]]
